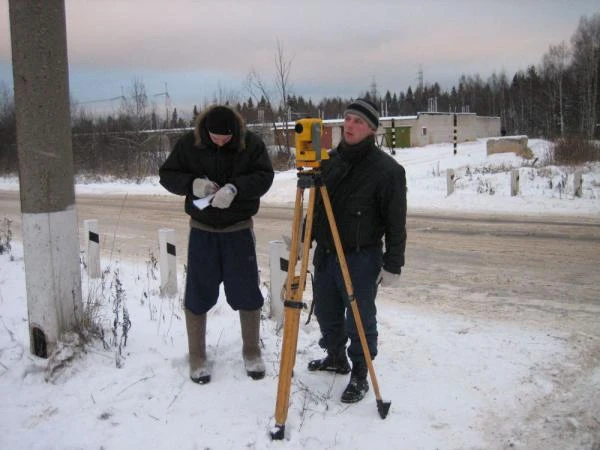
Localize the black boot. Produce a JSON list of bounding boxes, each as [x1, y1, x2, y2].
[[307, 349, 350, 374], [341, 360, 369, 403]]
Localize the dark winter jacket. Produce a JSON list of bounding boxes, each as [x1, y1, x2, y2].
[[312, 135, 407, 273], [159, 106, 274, 228]]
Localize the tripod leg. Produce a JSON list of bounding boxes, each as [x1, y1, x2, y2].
[[271, 297, 301, 440], [271, 186, 317, 439], [319, 185, 391, 419]]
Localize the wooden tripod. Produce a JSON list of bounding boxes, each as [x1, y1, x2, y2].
[[270, 168, 391, 441]]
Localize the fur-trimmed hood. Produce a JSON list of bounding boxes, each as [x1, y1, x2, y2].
[[194, 105, 247, 150]]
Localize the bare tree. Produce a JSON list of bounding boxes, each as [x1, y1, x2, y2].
[[246, 40, 295, 168], [122, 78, 150, 130], [571, 14, 600, 138], [274, 39, 294, 157], [111, 79, 157, 178], [542, 42, 571, 137], [246, 68, 279, 145]]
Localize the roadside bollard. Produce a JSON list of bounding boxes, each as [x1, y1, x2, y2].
[[511, 169, 520, 197], [84, 219, 101, 278], [268, 240, 287, 325], [447, 169, 455, 196], [158, 228, 177, 297]]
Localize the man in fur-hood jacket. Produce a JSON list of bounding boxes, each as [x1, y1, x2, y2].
[[307, 99, 407, 404], [159, 105, 274, 384]]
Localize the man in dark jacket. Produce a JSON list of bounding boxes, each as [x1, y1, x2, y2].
[[308, 99, 407, 403], [159, 105, 274, 384]]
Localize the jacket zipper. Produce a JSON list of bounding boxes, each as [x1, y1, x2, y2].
[[355, 210, 361, 252]]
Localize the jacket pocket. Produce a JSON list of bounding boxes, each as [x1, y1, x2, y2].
[[345, 197, 375, 250]]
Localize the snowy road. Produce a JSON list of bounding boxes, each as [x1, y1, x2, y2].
[[2, 190, 599, 316], [2, 189, 599, 331]]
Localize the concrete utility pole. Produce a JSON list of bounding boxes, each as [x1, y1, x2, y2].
[[9, 0, 82, 357]]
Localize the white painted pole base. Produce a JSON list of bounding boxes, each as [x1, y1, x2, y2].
[[510, 169, 520, 197], [22, 208, 82, 358], [446, 169, 455, 196], [158, 228, 177, 297], [84, 219, 101, 278], [574, 171, 583, 198], [269, 240, 287, 325]]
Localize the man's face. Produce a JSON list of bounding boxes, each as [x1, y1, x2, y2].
[[209, 132, 233, 147], [343, 113, 374, 145]]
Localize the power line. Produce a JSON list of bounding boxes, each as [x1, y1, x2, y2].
[[77, 95, 125, 105]]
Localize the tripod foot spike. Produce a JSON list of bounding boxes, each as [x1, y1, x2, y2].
[[377, 400, 391, 419], [270, 424, 285, 440]]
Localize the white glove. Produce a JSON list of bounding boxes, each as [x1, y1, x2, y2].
[[211, 183, 237, 209], [193, 178, 219, 198], [377, 268, 402, 289]]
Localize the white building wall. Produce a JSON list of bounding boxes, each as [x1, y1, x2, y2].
[[320, 113, 501, 149], [457, 114, 478, 142], [476, 116, 502, 138], [331, 125, 343, 147]]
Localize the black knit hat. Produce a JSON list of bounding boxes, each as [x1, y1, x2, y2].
[[206, 106, 236, 135], [344, 99, 379, 130]]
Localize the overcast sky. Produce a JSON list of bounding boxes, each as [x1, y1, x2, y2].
[[1, 0, 598, 118]]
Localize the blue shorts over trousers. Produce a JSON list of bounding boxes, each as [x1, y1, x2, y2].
[[313, 245, 382, 363], [184, 227, 264, 315]]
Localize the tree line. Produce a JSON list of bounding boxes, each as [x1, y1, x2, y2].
[[0, 13, 598, 177], [253, 14, 599, 141]]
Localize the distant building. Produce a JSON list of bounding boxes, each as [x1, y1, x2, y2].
[[271, 112, 501, 149]]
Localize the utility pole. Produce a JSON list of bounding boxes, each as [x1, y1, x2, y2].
[[9, 0, 82, 357]]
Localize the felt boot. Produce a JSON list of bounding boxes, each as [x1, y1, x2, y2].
[[240, 309, 265, 380], [185, 309, 210, 384]]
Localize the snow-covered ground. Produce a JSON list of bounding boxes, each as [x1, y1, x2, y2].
[[2, 138, 597, 217], [0, 138, 598, 449]]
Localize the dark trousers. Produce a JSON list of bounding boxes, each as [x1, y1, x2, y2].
[[184, 227, 264, 315], [313, 245, 382, 362]]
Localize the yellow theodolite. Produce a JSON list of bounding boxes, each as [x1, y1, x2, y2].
[[293, 118, 329, 168]]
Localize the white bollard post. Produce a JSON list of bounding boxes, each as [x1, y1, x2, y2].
[[158, 228, 177, 297], [510, 169, 520, 197], [574, 171, 583, 198], [84, 219, 101, 278], [269, 240, 287, 325], [446, 169, 455, 196]]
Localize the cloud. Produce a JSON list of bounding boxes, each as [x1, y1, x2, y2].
[[1, 0, 599, 106]]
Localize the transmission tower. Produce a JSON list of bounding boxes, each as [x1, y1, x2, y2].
[[370, 76, 378, 101], [154, 82, 171, 128]]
